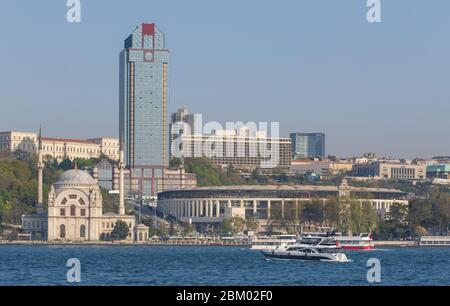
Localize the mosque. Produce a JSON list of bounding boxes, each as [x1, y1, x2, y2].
[[21, 131, 148, 242]]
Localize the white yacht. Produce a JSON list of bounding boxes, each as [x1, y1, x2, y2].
[[302, 230, 374, 250], [261, 236, 349, 262], [250, 234, 297, 250]]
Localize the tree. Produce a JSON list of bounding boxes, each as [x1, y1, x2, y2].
[[375, 203, 410, 240], [220, 217, 246, 236], [408, 189, 450, 236], [350, 200, 363, 234], [245, 218, 259, 233], [324, 198, 339, 228], [168, 221, 176, 236], [183, 223, 195, 236], [337, 198, 351, 235], [185, 158, 222, 186], [360, 201, 377, 233], [110, 220, 130, 240], [301, 200, 324, 229], [414, 225, 428, 237]]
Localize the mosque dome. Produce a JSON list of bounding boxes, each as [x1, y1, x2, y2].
[[55, 169, 97, 186]]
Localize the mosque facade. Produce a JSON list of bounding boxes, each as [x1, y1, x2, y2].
[[21, 131, 147, 242]]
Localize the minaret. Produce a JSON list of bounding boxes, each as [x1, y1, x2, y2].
[[37, 127, 44, 214], [118, 138, 125, 215]]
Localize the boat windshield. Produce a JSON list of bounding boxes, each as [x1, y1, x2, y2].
[[299, 238, 321, 245], [319, 239, 338, 246]]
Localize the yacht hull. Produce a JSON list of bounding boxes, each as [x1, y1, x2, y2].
[[262, 251, 346, 262]]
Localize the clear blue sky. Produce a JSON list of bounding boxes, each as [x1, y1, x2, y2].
[[0, 0, 449, 158]]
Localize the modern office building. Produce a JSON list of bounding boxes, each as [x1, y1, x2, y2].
[[290, 132, 325, 159], [119, 23, 170, 195], [427, 164, 450, 179], [352, 161, 427, 180], [169, 107, 197, 156], [177, 128, 292, 170]]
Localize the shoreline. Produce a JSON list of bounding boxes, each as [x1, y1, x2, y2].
[[0, 240, 419, 248], [0, 240, 250, 247]]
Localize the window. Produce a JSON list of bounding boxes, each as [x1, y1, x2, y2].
[[69, 195, 77, 199], [61, 198, 68, 205], [70, 205, 76, 216], [60, 208, 65, 216], [60, 224, 66, 238], [80, 209, 86, 216], [80, 225, 86, 238], [79, 198, 85, 205]]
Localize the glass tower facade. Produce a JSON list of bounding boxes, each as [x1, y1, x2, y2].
[[290, 133, 325, 159], [119, 23, 170, 195]]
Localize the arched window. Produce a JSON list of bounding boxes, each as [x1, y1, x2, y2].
[[60, 224, 66, 238], [70, 205, 76, 216], [80, 225, 86, 238]]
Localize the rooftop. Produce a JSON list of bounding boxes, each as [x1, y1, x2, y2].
[[56, 169, 97, 186], [42, 137, 97, 145], [161, 185, 405, 194]]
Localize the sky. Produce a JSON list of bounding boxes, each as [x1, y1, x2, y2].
[[0, 0, 449, 158]]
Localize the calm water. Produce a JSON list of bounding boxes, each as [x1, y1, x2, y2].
[[0, 245, 449, 285]]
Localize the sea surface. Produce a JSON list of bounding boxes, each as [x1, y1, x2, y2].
[[0, 245, 449, 285]]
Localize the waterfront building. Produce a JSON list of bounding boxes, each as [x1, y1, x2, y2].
[[177, 129, 292, 170], [352, 161, 426, 180], [157, 180, 408, 233], [119, 23, 170, 195], [289, 132, 325, 159], [0, 131, 119, 162], [21, 138, 146, 242]]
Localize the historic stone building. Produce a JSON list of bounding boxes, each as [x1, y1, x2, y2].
[[21, 133, 146, 242], [0, 131, 119, 162], [44, 169, 135, 241]]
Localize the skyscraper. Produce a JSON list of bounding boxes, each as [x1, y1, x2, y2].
[[169, 107, 197, 157], [119, 23, 170, 195], [290, 132, 325, 159]]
